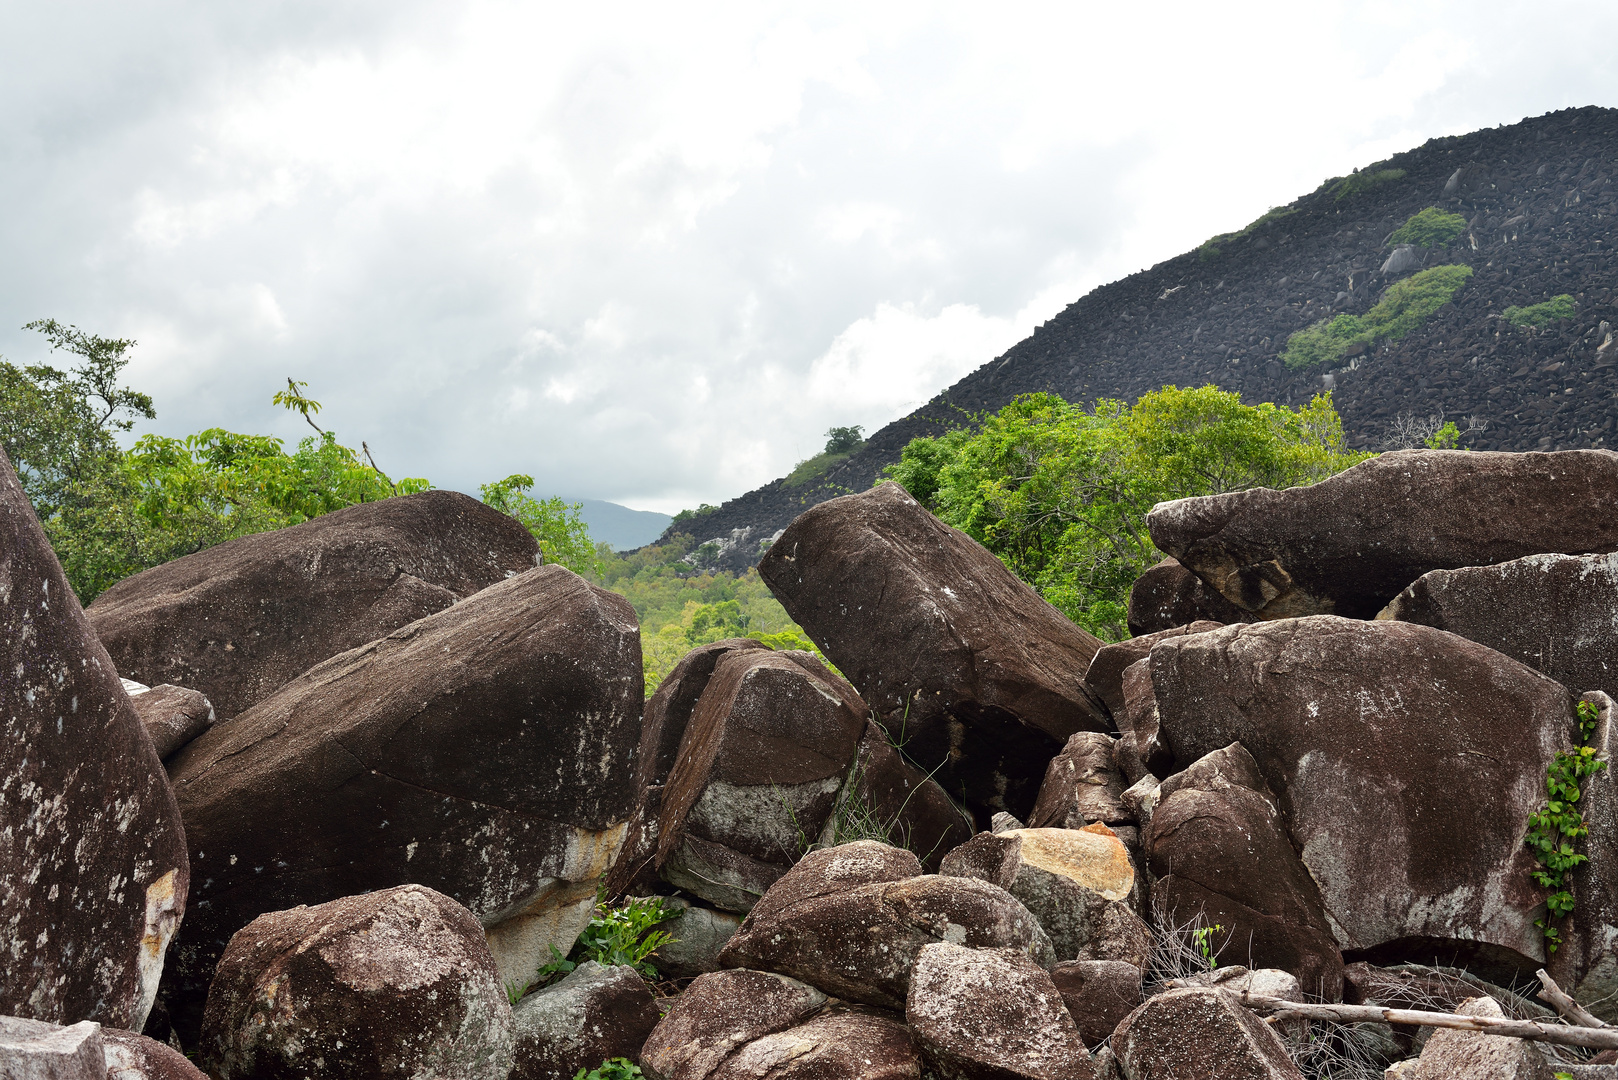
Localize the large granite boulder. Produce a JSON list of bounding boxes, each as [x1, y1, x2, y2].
[[1126, 558, 1253, 636], [905, 942, 1095, 1080], [759, 482, 1110, 823], [709, 1007, 923, 1080], [940, 828, 1148, 967], [0, 448, 189, 1030], [1111, 988, 1304, 1079], [509, 961, 660, 1080], [1145, 743, 1345, 1000], [163, 564, 640, 1045], [1381, 552, 1618, 699], [87, 489, 539, 716], [1148, 616, 1573, 980], [1147, 449, 1618, 620], [198, 884, 513, 1080], [640, 969, 827, 1080], [719, 843, 1053, 1008], [1083, 623, 1222, 721]]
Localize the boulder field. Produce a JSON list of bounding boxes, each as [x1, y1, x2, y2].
[[9, 446, 1618, 1078]]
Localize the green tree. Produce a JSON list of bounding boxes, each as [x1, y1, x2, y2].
[[886, 386, 1368, 639], [823, 425, 865, 454], [480, 474, 599, 576]]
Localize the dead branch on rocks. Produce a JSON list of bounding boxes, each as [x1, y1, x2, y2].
[[1236, 990, 1618, 1053], [1535, 968, 1610, 1030]]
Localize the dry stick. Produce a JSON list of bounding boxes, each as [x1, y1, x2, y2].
[[1236, 992, 1618, 1053], [1536, 967, 1610, 1030]]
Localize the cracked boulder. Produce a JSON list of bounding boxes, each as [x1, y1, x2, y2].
[[0, 447, 189, 1031], [162, 563, 641, 1046], [87, 488, 539, 717], [510, 961, 660, 1080], [640, 969, 827, 1080], [1147, 449, 1618, 620], [1148, 616, 1574, 981], [1145, 743, 1344, 1000], [906, 942, 1095, 1080], [1381, 552, 1618, 699], [940, 828, 1148, 967], [199, 884, 514, 1080], [719, 843, 1053, 1008], [1112, 988, 1304, 1079], [759, 482, 1110, 824]]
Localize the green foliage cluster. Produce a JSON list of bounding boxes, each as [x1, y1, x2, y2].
[[784, 425, 867, 488], [670, 502, 718, 525], [1526, 699, 1607, 952], [1503, 294, 1577, 328], [574, 1060, 642, 1080], [886, 385, 1367, 640], [1425, 421, 1462, 450], [513, 894, 677, 1003], [1198, 207, 1297, 262], [1388, 207, 1467, 248], [1281, 265, 1474, 370], [479, 474, 600, 577], [1331, 168, 1406, 201]]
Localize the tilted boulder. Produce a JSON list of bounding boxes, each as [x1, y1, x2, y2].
[[1381, 552, 1618, 699], [1028, 733, 1132, 830], [1049, 961, 1142, 1049], [1147, 449, 1618, 620], [1126, 557, 1257, 636], [1146, 743, 1345, 1000], [710, 1007, 923, 1080], [1112, 988, 1305, 1079], [759, 482, 1110, 823], [1401, 996, 1552, 1080], [1083, 622, 1223, 721], [719, 844, 1053, 1009], [510, 961, 661, 1080], [1149, 616, 1573, 979], [0, 448, 189, 1031], [126, 683, 216, 760], [905, 942, 1095, 1080], [654, 649, 868, 912], [940, 828, 1149, 967], [640, 969, 827, 1080], [199, 884, 513, 1080], [88, 489, 539, 716], [163, 564, 640, 1045]]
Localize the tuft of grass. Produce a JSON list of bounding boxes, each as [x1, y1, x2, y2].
[[1199, 207, 1297, 262], [1388, 207, 1466, 248], [1282, 265, 1473, 369], [1331, 168, 1406, 201], [1503, 294, 1577, 328]]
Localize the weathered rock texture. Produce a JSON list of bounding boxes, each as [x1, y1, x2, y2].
[[127, 684, 216, 760], [1382, 552, 1618, 698], [87, 489, 539, 716], [640, 969, 827, 1080], [1149, 616, 1572, 978], [0, 447, 189, 1031], [719, 844, 1053, 1009], [101, 1025, 211, 1080], [1083, 622, 1223, 720], [1146, 743, 1345, 1000], [1049, 960, 1142, 1049], [1111, 987, 1305, 1079], [828, 720, 977, 870], [758, 482, 1110, 823], [941, 828, 1149, 967], [1126, 559, 1254, 636], [906, 943, 1094, 1080], [509, 961, 660, 1080], [199, 884, 514, 1080], [1028, 733, 1131, 830], [1402, 995, 1552, 1079], [647, 897, 743, 979], [0, 1015, 108, 1079], [711, 1007, 923, 1080], [1147, 449, 1618, 620], [163, 564, 640, 1044]]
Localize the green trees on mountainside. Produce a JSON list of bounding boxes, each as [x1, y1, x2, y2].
[[886, 386, 1367, 639], [479, 474, 601, 577]]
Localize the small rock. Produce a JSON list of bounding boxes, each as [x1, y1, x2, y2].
[[640, 969, 826, 1080], [1028, 733, 1131, 829], [1049, 960, 1142, 1047], [101, 1026, 211, 1079], [128, 684, 215, 760], [1403, 996, 1552, 1079], [510, 961, 661, 1080], [1125, 558, 1254, 636], [1381, 245, 1422, 276], [1112, 987, 1305, 1079], [647, 898, 743, 979]]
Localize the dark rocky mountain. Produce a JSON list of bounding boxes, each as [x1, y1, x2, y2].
[[666, 106, 1618, 569]]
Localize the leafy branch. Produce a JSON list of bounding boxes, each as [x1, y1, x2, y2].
[[1526, 699, 1607, 952]]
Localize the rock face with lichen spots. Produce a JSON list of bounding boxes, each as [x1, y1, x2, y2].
[[1148, 616, 1573, 981], [1112, 987, 1305, 1079], [0, 446, 190, 1031], [508, 961, 660, 1080], [87, 489, 539, 717], [161, 563, 641, 1047], [126, 683, 216, 761], [1146, 449, 1618, 620], [1126, 559, 1254, 636], [758, 482, 1110, 824], [640, 969, 828, 1080], [199, 884, 514, 1080]]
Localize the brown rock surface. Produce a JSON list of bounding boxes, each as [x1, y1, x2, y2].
[[1049, 960, 1142, 1048], [1149, 616, 1572, 979], [1146, 743, 1345, 1000], [0, 447, 189, 1030], [1402, 996, 1552, 1079], [1126, 558, 1255, 636], [1028, 733, 1131, 829], [906, 943, 1094, 1080], [127, 683, 216, 760], [199, 884, 514, 1080], [163, 564, 640, 1045], [640, 969, 827, 1080], [1111, 987, 1305, 1079], [87, 488, 539, 716], [711, 1007, 922, 1080], [831, 720, 976, 870], [509, 961, 661, 1080], [758, 482, 1110, 823], [1146, 449, 1618, 620], [1083, 622, 1222, 719], [101, 1026, 211, 1079]]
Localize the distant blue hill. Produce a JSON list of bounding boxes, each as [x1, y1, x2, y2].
[[569, 499, 673, 551]]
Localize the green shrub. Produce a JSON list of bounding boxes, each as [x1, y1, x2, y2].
[[1388, 207, 1466, 248], [1503, 294, 1577, 328], [1526, 700, 1607, 952], [1331, 168, 1406, 201], [575, 1059, 642, 1080], [1199, 207, 1297, 262], [1282, 264, 1473, 369]]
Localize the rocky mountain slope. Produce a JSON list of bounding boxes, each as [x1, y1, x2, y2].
[[670, 106, 1618, 568]]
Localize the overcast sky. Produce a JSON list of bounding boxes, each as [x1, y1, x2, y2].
[[4, 2, 1616, 514]]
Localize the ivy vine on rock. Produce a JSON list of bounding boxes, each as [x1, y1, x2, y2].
[[1525, 699, 1607, 952]]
